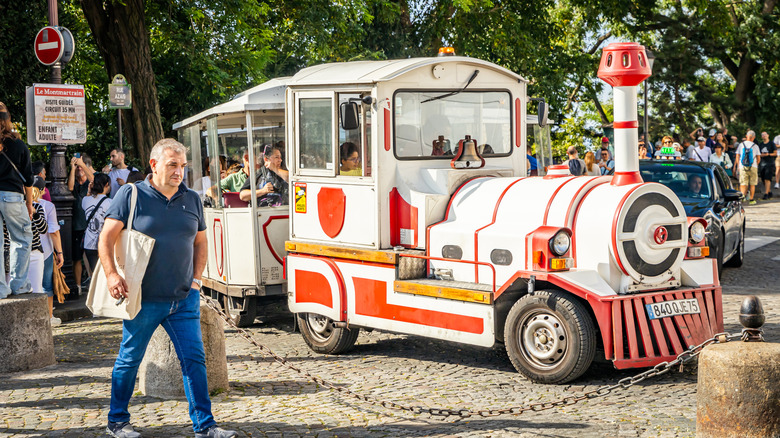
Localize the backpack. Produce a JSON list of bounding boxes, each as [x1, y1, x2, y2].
[[568, 159, 583, 176], [740, 143, 754, 167]]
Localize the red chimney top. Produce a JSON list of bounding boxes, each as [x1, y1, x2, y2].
[[597, 42, 651, 87]]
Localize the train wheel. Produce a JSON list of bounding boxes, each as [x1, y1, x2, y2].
[[222, 295, 257, 327], [298, 313, 359, 354], [504, 290, 596, 384]]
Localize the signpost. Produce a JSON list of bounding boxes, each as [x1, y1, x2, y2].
[[34, 26, 74, 67], [109, 74, 132, 149]]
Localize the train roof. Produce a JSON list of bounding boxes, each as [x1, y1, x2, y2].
[[172, 77, 290, 130], [287, 56, 528, 86]]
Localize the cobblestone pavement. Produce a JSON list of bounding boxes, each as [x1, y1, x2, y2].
[[2, 198, 779, 438]]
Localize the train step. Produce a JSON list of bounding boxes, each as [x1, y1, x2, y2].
[[394, 278, 494, 304]]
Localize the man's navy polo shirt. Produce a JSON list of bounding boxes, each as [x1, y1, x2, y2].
[[105, 177, 206, 302]]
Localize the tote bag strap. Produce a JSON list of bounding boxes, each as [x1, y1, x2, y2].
[[127, 183, 138, 231]]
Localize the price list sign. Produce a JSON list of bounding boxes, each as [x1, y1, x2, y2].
[[27, 84, 87, 144]]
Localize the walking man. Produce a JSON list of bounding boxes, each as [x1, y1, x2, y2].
[[736, 131, 761, 204], [100, 139, 236, 438]]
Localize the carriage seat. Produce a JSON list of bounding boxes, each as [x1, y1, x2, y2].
[[223, 192, 249, 208]]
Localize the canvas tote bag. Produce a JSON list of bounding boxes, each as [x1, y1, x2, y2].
[[86, 183, 155, 319]]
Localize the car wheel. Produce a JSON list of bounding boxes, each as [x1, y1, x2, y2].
[[222, 295, 257, 327], [298, 313, 360, 354], [710, 229, 724, 278], [504, 290, 596, 384], [724, 223, 745, 267]]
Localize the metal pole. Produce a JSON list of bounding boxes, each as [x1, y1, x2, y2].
[[118, 108, 123, 149], [643, 80, 649, 144], [48, 0, 77, 296]]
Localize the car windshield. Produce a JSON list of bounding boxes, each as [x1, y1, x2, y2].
[[640, 164, 713, 201], [394, 90, 511, 158]]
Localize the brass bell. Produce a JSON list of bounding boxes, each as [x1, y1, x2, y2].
[[451, 135, 485, 169]]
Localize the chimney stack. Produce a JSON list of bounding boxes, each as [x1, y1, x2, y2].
[[597, 43, 652, 186]]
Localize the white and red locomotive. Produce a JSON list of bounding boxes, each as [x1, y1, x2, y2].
[[179, 43, 723, 384]]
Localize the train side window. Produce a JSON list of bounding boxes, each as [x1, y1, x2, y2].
[[297, 92, 335, 176], [338, 93, 370, 177]]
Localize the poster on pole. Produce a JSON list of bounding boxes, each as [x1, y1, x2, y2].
[[26, 83, 87, 145]]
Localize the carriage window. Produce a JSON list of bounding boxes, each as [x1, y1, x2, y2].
[[394, 90, 512, 159], [298, 98, 333, 171], [338, 93, 370, 177]]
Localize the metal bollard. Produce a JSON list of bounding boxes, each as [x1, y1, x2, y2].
[[696, 296, 780, 438]]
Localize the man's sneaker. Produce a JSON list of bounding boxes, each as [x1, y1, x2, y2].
[[50, 317, 61, 327], [762, 193, 769, 200], [106, 421, 141, 438], [749, 199, 757, 205], [195, 425, 237, 438], [775, 183, 779, 189]]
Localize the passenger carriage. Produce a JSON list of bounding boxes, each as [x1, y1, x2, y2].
[[177, 43, 723, 384]]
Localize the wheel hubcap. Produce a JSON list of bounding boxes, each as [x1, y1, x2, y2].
[[520, 312, 567, 368], [306, 314, 333, 342]]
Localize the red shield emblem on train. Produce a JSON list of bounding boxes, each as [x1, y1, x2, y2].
[[317, 187, 346, 238]]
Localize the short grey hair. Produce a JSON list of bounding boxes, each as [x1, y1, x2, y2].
[[150, 138, 188, 162], [746, 130, 756, 139]]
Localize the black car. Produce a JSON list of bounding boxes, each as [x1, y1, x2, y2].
[[637, 159, 745, 275]]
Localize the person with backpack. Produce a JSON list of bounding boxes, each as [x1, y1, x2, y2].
[[563, 146, 586, 175], [81, 173, 112, 274], [736, 130, 761, 204]]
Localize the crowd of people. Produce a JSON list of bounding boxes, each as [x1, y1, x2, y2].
[[563, 128, 779, 205]]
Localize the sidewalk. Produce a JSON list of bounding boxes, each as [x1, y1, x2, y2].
[[53, 291, 92, 322]]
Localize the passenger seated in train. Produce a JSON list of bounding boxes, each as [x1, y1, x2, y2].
[[239, 143, 289, 206], [339, 142, 361, 176]]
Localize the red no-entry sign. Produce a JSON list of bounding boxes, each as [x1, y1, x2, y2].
[[34, 27, 65, 66]]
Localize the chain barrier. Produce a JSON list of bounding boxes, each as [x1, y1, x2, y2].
[[201, 291, 742, 418]]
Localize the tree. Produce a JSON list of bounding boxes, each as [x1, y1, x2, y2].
[[79, 0, 163, 161]]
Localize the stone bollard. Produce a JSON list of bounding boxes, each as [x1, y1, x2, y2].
[[697, 296, 780, 438], [138, 301, 229, 398], [0, 294, 56, 373]]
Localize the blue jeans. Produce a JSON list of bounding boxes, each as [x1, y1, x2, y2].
[[108, 289, 216, 432], [0, 190, 32, 298], [42, 253, 54, 297]]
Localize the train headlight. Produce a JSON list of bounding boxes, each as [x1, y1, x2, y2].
[[549, 231, 571, 256], [689, 221, 706, 244]]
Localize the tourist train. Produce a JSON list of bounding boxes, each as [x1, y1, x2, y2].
[[174, 43, 722, 383]]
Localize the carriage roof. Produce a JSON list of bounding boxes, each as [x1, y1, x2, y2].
[[172, 77, 290, 130]]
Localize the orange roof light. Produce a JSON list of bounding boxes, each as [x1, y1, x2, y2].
[[438, 47, 456, 57]]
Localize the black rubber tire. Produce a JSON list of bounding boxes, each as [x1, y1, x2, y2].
[[724, 223, 745, 268], [710, 229, 724, 278], [222, 295, 257, 327], [298, 313, 360, 354], [504, 290, 596, 384]]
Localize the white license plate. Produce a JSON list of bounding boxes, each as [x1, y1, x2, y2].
[[645, 298, 700, 320]]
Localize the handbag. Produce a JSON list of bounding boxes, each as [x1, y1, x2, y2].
[[86, 184, 155, 320]]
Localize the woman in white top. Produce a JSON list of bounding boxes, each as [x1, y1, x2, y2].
[[583, 151, 601, 176], [81, 173, 112, 274], [709, 143, 732, 172]]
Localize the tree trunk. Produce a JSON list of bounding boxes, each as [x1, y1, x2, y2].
[[79, 0, 163, 162]]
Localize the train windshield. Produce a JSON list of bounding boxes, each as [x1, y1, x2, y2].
[[393, 90, 512, 159]]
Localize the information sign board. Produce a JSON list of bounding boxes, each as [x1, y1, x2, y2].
[[26, 83, 87, 145], [108, 74, 132, 109]]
